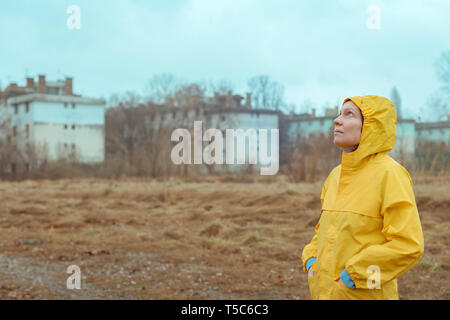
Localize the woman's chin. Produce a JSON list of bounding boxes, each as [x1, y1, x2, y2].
[[334, 142, 350, 150], [333, 139, 344, 148]]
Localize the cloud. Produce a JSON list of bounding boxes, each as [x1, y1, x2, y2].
[[0, 0, 448, 116]]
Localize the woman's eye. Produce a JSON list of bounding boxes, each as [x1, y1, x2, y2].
[[347, 112, 353, 116]]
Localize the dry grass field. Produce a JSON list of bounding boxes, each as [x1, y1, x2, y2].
[[0, 174, 448, 300]]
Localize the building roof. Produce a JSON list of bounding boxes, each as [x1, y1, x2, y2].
[[45, 81, 66, 88], [398, 118, 416, 123], [205, 107, 280, 115], [284, 115, 335, 122], [7, 93, 105, 105], [141, 102, 280, 116], [416, 120, 450, 130]]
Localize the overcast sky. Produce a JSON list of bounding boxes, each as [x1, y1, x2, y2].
[[1, 0, 449, 118]]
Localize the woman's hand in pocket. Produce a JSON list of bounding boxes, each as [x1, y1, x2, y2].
[[308, 268, 315, 277]]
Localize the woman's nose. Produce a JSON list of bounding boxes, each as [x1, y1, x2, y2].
[[334, 115, 342, 126]]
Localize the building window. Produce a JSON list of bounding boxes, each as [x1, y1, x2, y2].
[[72, 124, 76, 130], [71, 143, 76, 150], [72, 103, 76, 109], [64, 143, 68, 148], [25, 102, 30, 113], [25, 124, 29, 138], [47, 87, 58, 95], [172, 111, 176, 119], [13, 126, 17, 137], [220, 115, 226, 121], [14, 104, 18, 114], [64, 103, 68, 108], [64, 124, 68, 130]]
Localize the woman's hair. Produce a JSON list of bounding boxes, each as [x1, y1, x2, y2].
[[361, 110, 364, 131]]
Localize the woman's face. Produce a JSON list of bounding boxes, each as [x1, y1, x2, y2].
[[333, 100, 363, 150]]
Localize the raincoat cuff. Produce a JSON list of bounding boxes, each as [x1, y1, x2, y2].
[[306, 257, 317, 272], [340, 269, 356, 289]]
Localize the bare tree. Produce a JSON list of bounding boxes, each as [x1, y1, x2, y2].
[[206, 79, 235, 96], [144, 73, 180, 104], [390, 86, 402, 119], [298, 99, 313, 114], [108, 93, 122, 108], [247, 75, 284, 110], [108, 91, 143, 108], [0, 108, 12, 176], [415, 50, 450, 122], [425, 92, 448, 121], [435, 50, 450, 94], [283, 103, 297, 115], [173, 83, 206, 108]]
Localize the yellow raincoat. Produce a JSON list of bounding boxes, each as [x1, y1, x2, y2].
[[302, 95, 424, 300]]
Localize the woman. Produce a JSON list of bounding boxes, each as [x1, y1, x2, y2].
[[302, 95, 424, 300]]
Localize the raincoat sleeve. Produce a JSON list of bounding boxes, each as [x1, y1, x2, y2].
[[344, 165, 424, 289], [301, 173, 331, 272], [301, 222, 320, 272]]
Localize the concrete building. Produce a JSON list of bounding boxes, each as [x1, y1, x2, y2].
[[2, 75, 105, 169], [285, 114, 335, 142], [415, 120, 450, 145], [283, 108, 337, 155], [204, 104, 280, 174], [117, 95, 449, 174], [390, 119, 417, 159], [144, 91, 280, 174]]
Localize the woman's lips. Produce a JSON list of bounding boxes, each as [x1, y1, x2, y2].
[[334, 130, 343, 135]]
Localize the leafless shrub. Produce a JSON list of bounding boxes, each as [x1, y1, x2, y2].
[[283, 130, 340, 183], [413, 140, 449, 174]]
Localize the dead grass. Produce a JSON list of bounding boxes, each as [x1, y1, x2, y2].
[[0, 175, 448, 299]]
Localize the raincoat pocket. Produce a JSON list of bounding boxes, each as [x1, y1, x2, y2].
[[332, 279, 385, 300]]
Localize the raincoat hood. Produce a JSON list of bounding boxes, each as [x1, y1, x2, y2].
[[341, 95, 397, 170]]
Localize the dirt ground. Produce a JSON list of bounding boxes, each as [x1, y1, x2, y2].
[[0, 174, 448, 300]]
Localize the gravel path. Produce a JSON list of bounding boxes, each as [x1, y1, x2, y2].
[[0, 252, 136, 299]]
